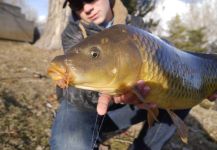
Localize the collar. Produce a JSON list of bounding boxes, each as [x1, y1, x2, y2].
[[100, 18, 114, 28]]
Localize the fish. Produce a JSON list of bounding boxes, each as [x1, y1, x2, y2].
[[47, 24, 217, 143]]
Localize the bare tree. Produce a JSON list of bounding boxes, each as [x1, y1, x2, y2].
[[34, 0, 71, 50], [183, 0, 217, 52]]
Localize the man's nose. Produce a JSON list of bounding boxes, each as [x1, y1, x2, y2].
[[83, 3, 94, 14]]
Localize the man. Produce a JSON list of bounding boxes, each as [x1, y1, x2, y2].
[[50, 0, 216, 150]]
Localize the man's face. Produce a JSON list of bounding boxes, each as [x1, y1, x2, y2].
[[75, 0, 113, 25]]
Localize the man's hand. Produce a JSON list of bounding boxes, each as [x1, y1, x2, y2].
[[97, 80, 150, 115], [208, 91, 217, 101]]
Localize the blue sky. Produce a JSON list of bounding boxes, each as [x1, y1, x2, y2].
[[25, 0, 49, 20]]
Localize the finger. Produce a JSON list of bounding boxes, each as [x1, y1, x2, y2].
[[123, 94, 139, 104], [97, 94, 111, 115], [136, 103, 146, 109], [136, 80, 145, 87], [136, 80, 150, 97], [112, 81, 151, 105], [113, 96, 122, 104], [208, 92, 217, 101], [136, 102, 157, 110], [113, 93, 137, 104], [142, 86, 151, 97]]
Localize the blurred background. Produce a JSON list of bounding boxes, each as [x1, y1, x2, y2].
[[0, 0, 216, 149]]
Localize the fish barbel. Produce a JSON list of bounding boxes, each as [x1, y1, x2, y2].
[[48, 24, 217, 142]]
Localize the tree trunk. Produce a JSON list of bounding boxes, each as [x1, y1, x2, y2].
[[34, 0, 71, 50]]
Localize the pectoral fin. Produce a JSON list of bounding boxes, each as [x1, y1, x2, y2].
[[147, 107, 159, 127], [132, 86, 159, 127], [166, 109, 188, 143]]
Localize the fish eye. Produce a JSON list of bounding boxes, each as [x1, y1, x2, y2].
[[90, 47, 100, 58]]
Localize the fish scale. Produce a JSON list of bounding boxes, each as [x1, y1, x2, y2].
[[126, 25, 217, 109]]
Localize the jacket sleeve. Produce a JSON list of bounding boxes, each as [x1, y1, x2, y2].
[[61, 21, 83, 54]]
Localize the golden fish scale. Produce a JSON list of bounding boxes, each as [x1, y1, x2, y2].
[[201, 62, 217, 94], [131, 30, 217, 110]]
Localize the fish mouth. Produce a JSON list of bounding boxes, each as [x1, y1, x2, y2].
[[47, 63, 74, 89]]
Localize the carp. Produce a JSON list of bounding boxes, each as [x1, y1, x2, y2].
[[48, 24, 217, 143]]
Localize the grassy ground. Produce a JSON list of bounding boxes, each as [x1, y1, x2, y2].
[[0, 41, 216, 150]]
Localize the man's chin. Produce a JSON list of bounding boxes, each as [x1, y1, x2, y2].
[[92, 18, 104, 25]]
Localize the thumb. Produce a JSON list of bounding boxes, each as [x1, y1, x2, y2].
[[97, 94, 111, 115]]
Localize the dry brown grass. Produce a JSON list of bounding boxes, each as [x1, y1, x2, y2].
[[0, 41, 61, 149]]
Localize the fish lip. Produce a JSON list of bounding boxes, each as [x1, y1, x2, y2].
[[47, 63, 66, 80], [47, 63, 74, 88]]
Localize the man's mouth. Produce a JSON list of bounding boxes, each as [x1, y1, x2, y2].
[[88, 12, 99, 20]]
